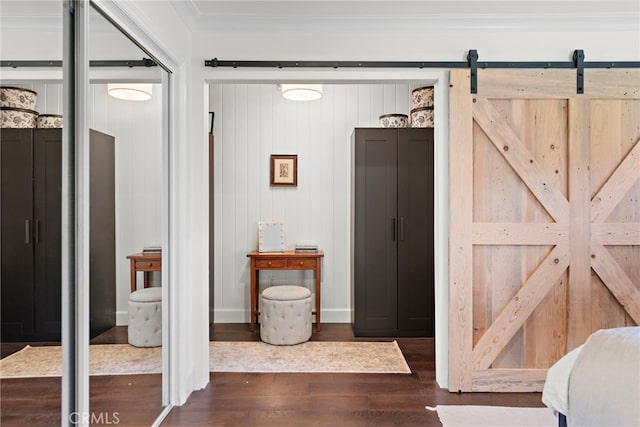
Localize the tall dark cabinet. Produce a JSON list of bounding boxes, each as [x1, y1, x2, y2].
[[1, 128, 116, 341], [351, 128, 434, 337]]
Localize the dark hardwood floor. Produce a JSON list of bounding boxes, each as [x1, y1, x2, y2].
[[1, 324, 545, 426], [163, 323, 545, 426], [1, 326, 162, 427]]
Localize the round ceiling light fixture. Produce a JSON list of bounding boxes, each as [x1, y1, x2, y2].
[[107, 83, 153, 101], [279, 84, 323, 101]]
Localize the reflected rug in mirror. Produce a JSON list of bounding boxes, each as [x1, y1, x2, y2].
[[431, 405, 557, 427], [0, 341, 410, 378], [0, 344, 162, 378]]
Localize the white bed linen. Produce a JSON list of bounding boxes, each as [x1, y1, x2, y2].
[[541, 344, 583, 416], [542, 327, 640, 426]]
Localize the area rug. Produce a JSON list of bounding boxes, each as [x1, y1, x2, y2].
[[1, 341, 410, 378], [210, 341, 411, 373], [430, 405, 557, 427], [0, 344, 162, 378]]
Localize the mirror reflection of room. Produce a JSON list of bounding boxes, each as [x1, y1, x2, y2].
[[0, 2, 165, 424], [86, 4, 165, 422], [0, 0, 64, 422]]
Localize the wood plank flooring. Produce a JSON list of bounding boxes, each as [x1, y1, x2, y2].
[[1, 324, 545, 426], [163, 324, 545, 426], [1, 326, 162, 427]]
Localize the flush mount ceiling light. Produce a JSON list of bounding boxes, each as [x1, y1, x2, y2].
[[279, 84, 322, 101], [107, 83, 152, 101]]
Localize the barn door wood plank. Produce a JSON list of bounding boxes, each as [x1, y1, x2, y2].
[[472, 369, 548, 392], [591, 244, 640, 324], [584, 70, 640, 98], [591, 139, 640, 223], [471, 244, 570, 370], [476, 70, 576, 99], [473, 99, 570, 223], [567, 98, 594, 349], [591, 223, 640, 245], [476, 70, 640, 99], [449, 69, 474, 392], [521, 99, 569, 369], [472, 222, 569, 245]]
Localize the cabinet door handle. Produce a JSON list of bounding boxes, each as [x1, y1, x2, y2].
[[400, 217, 405, 241], [35, 220, 40, 244], [25, 219, 30, 244], [392, 218, 397, 241]]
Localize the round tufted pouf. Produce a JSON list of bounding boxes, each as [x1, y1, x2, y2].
[[128, 287, 162, 347], [260, 285, 312, 345]]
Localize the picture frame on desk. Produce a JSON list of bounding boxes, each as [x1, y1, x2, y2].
[[270, 154, 297, 187]]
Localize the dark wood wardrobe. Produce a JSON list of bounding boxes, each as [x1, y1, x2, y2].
[[351, 128, 434, 337], [1, 128, 116, 341]]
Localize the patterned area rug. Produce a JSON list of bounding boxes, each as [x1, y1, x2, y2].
[[210, 341, 411, 373], [0, 341, 410, 378], [0, 344, 162, 378]]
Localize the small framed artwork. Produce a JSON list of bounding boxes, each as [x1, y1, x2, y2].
[[270, 154, 298, 187]]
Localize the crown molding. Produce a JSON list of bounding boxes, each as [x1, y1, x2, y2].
[[170, 4, 639, 33], [2, 2, 638, 34]]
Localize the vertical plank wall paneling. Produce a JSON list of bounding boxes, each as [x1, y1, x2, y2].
[[12, 83, 163, 324], [89, 84, 163, 324], [210, 82, 430, 322]]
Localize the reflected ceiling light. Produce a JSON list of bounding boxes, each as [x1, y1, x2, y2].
[[279, 84, 322, 101], [107, 83, 152, 101]]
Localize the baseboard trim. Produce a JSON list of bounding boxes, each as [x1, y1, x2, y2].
[[116, 311, 128, 326]]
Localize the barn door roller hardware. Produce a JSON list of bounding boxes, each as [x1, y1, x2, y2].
[[204, 50, 639, 94], [573, 49, 585, 94]]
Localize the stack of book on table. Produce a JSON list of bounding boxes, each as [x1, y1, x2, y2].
[[143, 245, 162, 254], [295, 244, 318, 253]]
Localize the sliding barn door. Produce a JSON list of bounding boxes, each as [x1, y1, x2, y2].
[[449, 69, 640, 392]]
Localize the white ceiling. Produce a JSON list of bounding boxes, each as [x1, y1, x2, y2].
[[182, 0, 638, 16]]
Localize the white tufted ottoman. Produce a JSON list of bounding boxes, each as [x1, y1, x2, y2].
[[260, 285, 312, 345], [128, 287, 162, 347]]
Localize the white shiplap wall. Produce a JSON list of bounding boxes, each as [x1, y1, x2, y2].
[[88, 84, 163, 324], [210, 82, 429, 322], [8, 82, 163, 324]]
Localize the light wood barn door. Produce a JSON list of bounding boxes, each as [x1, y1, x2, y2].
[[449, 69, 640, 392]]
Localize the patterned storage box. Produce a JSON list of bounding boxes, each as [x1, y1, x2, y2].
[[1, 107, 39, 128], [379, 114, 409, 128]]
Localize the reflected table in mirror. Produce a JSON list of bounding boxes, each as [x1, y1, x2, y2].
[[126, 252, 162, 293]]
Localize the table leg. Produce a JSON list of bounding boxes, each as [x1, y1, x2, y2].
[[130, 259, 136, 293], [250, 259, 257, 332], [316, 263, 321, 332]]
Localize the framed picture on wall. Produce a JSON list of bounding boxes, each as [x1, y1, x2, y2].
[[270, 154, 298, 187]]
